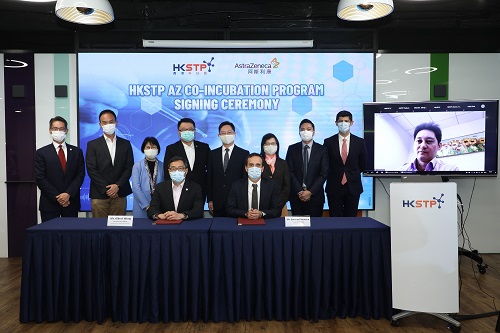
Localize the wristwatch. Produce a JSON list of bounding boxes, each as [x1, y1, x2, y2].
[[153, 214, 159, 220], [182, 213, 188, 220]]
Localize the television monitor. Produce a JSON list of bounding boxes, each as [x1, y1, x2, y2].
[[363, 100, 498, 176], [78, 52, 375, 210]]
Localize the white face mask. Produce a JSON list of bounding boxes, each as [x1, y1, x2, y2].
[[51, 131, 66, 143], [338, 122, 351, 134], [300, 130, 314, 142], [247, 167, 262, 181], [144, 149, 158, 160], [102, 123, 116, 135], [263, 145, 277, 155], [219, 134, 235, 145]]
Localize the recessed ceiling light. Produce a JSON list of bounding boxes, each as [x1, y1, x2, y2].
[[404, 67, 438, 74]]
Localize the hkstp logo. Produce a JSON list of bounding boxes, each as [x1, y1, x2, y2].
[[402, 193, 445, 209], [173, 57, 215, 73]]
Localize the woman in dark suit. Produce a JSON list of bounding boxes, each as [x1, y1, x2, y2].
[[260, 133, 290, 216]]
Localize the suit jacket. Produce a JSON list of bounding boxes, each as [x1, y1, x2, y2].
[[262, 156, 290, 208], [226, 177, 281, 218], [207, 145, 249, 215], [131, 159, 165, 218], [323, 133, 367, 196], [86, 135, 134, 199], [147, 179, 204, 220], [35, 143, 85, 212], [163, 140, 210, 201], [285, 141, 328, 205]]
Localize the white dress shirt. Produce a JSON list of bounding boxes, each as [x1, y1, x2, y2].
[[247, 179, 261, 210], [182, 141, 196, 170], [104, 134, 117, 165]]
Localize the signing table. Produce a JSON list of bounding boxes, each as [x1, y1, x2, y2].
[[20, 218, 211, 323], [210, 217, 392, 322], [20, 217, 392, 323]]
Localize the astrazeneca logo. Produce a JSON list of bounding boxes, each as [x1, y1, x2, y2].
[[234, 58, 280, 74], [173, 57, 215, 75], [402, 193, 445, 209]]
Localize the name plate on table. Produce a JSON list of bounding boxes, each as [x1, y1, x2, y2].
[[107, 215, 134, 227], [285, 216, 311, 227]]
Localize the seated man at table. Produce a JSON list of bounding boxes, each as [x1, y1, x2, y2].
[[147, 156, 204, 221], [226, 153, 282, 219]]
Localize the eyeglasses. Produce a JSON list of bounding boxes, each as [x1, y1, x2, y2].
[[219, 131, 234, 135], [51, 127, 66, 131], [144, 145, 158, 150], [179, 128, 195, 132], [169, 166, 186, 172]]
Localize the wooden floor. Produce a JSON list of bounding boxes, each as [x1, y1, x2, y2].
[[1, 254, 499, 333]]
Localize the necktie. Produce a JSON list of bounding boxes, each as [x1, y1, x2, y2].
[[303, 145, 309, 185], [251, 183, 258, 209], [341, 138, 347, 185], [58, 145, 66, 172], [223, 148, 229, 172]]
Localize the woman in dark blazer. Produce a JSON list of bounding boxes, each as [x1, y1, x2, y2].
[[260, 133, 290, 216]]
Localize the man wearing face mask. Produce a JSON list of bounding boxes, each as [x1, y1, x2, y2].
[[285, 118, 328, 216], [147, 156, 204, 221], [35, 116, 85, 222], [163, 118, 210, 202], [207, 121, 249, 216], [226, 153, 282, 219], [86, 110, 134, 217], [323, 110, 367, 217]]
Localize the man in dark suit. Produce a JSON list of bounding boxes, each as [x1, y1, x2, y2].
[[35, 116, 85, 222], [324, 110, 367, 217], [163, 118, 210, 201], [86, 110, 134, 217], [148, 156, 204, 220], [227, 153, 282, 219], [285, 118, 328, 216], [207, 121, 249, 216]]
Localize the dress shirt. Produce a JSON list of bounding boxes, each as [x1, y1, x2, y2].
[[402, 157, 460, 172], [172, 180, 185, 211], [221, 144, 235, 164], [247, 178, 261, 210], [104, 134, 117, 165], [338, 133, 351, 156], [52, 141, 67, 160], [182, 141, 196, 170], [301, 140, 313, 160]]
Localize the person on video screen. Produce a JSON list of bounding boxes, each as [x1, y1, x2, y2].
[[401, 122, 459, 172]]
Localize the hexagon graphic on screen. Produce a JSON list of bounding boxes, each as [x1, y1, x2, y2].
[[130, 110, 153, 132], [292, 95, 312, 116], [141, 96, 162, 115], [333, 60, 354, 82]]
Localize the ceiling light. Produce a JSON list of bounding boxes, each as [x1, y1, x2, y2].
[[55, 0, 114, 25], [337, 0, 394, 21], [143, 40, 314, 49]]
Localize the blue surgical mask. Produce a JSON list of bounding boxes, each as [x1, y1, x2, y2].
[[338, 122, 350, 134], [180, 130, 195, 142], [170, 170, 186, 184], [247, 167, 262, 181]]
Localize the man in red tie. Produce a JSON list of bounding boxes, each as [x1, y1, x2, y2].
[[34, 116, 85, 222], [323, 111, 367, 217]]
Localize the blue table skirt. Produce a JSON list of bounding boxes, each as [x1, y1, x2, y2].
[[210, 217, 392, 322], [20, 217, 391, 323], [20, 218, 211, 323]]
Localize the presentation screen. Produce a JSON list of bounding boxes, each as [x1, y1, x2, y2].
[[78, 52, 374, 211], [363, 100, 499, 176]]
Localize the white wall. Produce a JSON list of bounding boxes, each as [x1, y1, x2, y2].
[[370, 53, 500, 253]]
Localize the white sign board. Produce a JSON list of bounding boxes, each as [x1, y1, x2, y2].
[[285, 216, 311, 227], [390, 182, 458, 313], [107, 215, 134, 227]]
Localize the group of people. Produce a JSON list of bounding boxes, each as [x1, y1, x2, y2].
[[35, 109, 368, 222]]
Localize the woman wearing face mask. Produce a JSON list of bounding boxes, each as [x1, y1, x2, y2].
[[260, 133, 290, 216], [131, 137, 165, 218]]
